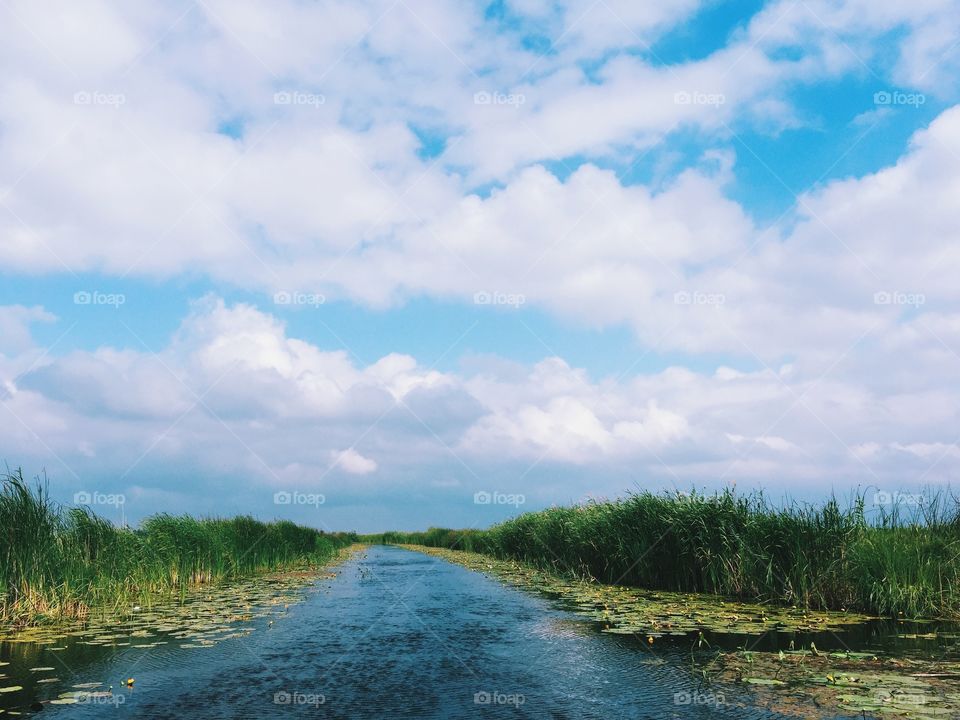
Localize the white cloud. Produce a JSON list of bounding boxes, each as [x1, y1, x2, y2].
[[2, 0, 957, 292], [2, 1, 960, 523], [1, 293, 958, 522], [0, 305, 55, 356], [332, 448, 378, 475], [745, 0, 960, 92], [891, 442, 960, 460]]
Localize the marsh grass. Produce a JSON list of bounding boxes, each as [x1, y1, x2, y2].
[[0, 470, 355, 625], [368, 489, 960, 618]]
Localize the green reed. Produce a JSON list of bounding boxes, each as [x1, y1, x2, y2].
[[367, 489, 960, 619], [0, 470, 355, 625]]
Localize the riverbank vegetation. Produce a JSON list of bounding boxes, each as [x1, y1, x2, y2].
[[404, 545, 960, 719], [0, 470, 356, 625], [366, 489, 960, 619]]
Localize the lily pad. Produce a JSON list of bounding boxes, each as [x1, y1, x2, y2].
[[745, 678, 787, 685]]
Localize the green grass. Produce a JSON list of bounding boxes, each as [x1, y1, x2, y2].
[[366, 489, 960, 619], [0, 469, 356, 625]]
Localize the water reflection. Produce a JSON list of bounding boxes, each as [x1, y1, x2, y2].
[[0, 546, 867, 718]]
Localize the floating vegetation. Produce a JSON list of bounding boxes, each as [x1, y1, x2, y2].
[[370, 488, 960, 618], [0, 469, 358, 626], [713, 649, 960, 719], [405, 546, 960, 720], [402, 546, 874, 637], [0, 544, 361, 715], [0, 547, 359, 646]]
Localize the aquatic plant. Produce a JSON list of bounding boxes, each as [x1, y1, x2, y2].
[[367, 489, 960, 618], [0, 469, 356, 624]]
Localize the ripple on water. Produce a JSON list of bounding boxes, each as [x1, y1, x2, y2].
[[3, 547, 802, 719]]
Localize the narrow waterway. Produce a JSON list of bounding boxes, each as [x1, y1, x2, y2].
[[3, 546, 846, 718]]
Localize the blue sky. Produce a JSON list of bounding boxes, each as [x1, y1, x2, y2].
[[1, 0, 959, 531]]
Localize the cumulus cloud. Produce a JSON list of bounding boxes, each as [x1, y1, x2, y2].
[[332, 448, 378, 475], [0, 306, 55, 356], [2, 291, 958, 522], [2, 1, 960, 527], [1, 0, 957, 288], [5, 100, 960, 512]]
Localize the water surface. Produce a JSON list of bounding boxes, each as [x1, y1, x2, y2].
[[2, 546, 856, 718]]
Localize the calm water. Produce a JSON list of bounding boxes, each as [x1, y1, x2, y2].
[[3, 546, 868, 719]]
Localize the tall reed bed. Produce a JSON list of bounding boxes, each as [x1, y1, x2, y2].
[[368, 489, 960, 618], [0, 470, 356, 624]]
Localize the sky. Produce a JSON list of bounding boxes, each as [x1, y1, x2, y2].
[[1, 0, 959, 532]]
